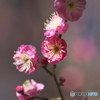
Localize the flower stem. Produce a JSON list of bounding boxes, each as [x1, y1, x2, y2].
[[42, 67, 53, 76], [52, 65, 64, 100], [42, 65, 64, 100]]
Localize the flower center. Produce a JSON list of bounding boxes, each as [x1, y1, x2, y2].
[[53, 46, 60, 53], [68, 2, 75, 9], [23, 80, 32, 92], [23, 57, 29, 63]]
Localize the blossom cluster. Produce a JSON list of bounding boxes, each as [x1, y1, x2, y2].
[[13, 0, 86, 100]]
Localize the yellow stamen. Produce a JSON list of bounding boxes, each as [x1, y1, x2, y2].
[[53, 46, 60, 53], [67, 2, 75, 9]]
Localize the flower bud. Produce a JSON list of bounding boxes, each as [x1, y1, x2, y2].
[[59, 77, 66, 86], [41, 58, 48, 67], [59, 77, 66, 83], [16, 86, 23, 93]]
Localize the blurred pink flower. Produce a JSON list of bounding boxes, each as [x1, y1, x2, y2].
[[54, 0, 86, 21], [70, 37, 97, 64], [44, 12, 68, 37], [23, 79, 44, 97], [41, 35, 67, 64], [16, 79, 44, 100], [13, 45, 40, 74], [59, 66, 84, 91]]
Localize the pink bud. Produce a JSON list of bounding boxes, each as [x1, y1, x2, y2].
[[41, 58, 48, 67], [16, 86, 23, 93], [59, 77, 66, 86], [59, 77, 66, 83]]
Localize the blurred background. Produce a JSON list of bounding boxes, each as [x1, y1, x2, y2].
[[0, 0, 100, 100]]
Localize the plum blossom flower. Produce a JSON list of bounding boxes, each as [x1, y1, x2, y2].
[[16, 79, 44, 100], [54, 0, 86, 21], [41, 35, 67, 64], [44, 12, 68, 37], [23, 79, 44, 97], [13, 45, 40, 74]]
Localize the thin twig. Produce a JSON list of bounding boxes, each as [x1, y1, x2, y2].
[[42, 65, 64, 100], [52, 65, 64, 100], [42, 67, 53, 76]]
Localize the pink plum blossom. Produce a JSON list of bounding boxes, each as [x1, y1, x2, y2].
[[54, 0, 86, 21], [23, 79, 44, 97], [41, 35, 67, 64], [44, 12, 68, 37], [13, 45, 40, 74], [59, 66, 84, 91], [16, 79, 44, 100]]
